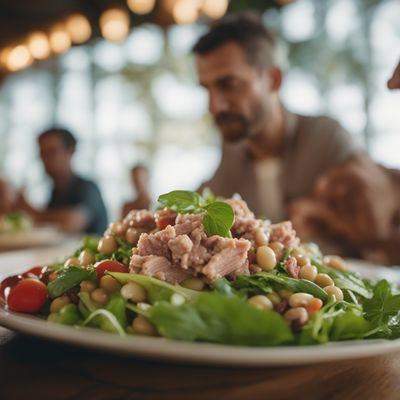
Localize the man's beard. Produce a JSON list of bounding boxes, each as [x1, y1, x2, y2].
[[215, 112, 250, 143]]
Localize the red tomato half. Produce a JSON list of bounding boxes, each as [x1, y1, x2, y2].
[[95, 260, 128, 278], [7, 279, 48, 313], [22, 266, 45, 279], [1, 274, 21, 300]]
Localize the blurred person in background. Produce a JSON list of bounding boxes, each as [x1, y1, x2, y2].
[[18, 128, 108, 235], [121, 164, 151, 218], [290, 59, 400, 264], [0, 178, 15, 215], [194, 13, 357, 222]]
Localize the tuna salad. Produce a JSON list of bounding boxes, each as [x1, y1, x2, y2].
[[1, 190, 400, 347]]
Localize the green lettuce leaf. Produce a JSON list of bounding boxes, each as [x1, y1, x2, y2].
[[148, 292, 293, 346], [47, 266, 96, 298], [109, 272, 200, 303]]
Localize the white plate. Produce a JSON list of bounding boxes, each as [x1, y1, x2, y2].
[[0, 226, 65, 251], [1, 253, 400, 367]]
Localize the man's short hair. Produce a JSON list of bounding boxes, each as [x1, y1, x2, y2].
[[192, 12, 276, 69], [38, 127, 77, 152]]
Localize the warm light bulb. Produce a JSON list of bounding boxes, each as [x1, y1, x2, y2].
[[49, 24, 71, 54], [100, 8, 130, 42], [27, 31, 50, 59], [65, 14, 92, 44], [201, 0, 229, 19], [127, 0, 156, 15], [6, 45, 33, 71], [173, 0, 199, 24]]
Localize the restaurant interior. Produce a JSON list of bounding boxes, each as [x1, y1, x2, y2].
[[1, 1, 400, 399]]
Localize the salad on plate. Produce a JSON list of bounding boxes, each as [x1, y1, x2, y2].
[[1, 190, 400, 347]]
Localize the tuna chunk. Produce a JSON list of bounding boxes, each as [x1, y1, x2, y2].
[[137, 225, 176, 258], [123, 209, 156, 230], [174, 213, 203, 235], [202, 239, 251, 281], [168, 234, 194, 269], [141, 255, 191, 284], [226, 198, 270, 245], [269, 221, 300, 248]]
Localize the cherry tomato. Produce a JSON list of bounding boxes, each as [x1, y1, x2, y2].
[[306, 298, 323, 314], [48, 272, 58, 282], [22, 266, 45, 279], [7, 279, 48, 313], [95, 260, 128, 278], [1, 274, 21, 300]]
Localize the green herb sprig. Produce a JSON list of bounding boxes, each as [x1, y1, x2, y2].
[[157, 190, 234, 237]]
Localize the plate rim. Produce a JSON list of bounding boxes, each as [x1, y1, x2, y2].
[[1, 306, 400, 367]]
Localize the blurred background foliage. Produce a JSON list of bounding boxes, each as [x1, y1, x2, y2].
[[0, 0, 399, 220]]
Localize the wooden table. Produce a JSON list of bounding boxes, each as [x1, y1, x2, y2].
[[1, 326, 400, 400]]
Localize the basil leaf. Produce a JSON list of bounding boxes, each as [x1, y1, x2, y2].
[[330, 312, 372, 341], [203, 201, 234, 237], [47, 266, 96, 298], [158, 191, 203, 212], [363, 280, 400, 326]]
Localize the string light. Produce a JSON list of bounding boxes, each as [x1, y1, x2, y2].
[[65, 14, 92, 44], [49, 24, 71, 54], [6, 45, 33, 71], [201, 0, 229, 19], [27, 32, 50, 59], [127, 0, 156, 15], [173, 0, 199, 24], [100, 8, 130, 42]]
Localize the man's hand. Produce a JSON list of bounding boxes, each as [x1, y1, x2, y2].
[[313, 153, 398, 246]]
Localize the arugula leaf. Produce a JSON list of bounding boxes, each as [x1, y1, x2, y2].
[[157, 190, 235, 237], [257, 272, 328, 301], [106, 295, 127, 328], [211, 278, 237, 297], [233, 275, 274, 297], [109, 272, 200, 303], [148, 292, 294, 346], [311, 258, 371, 298], [363, 280, 400, 326], [82, 309, 126, 336], [47, 266, 96, 298], [203, 202, 234, 237]]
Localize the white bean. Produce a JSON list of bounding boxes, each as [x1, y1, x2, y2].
[[180, 277, 205, 291], [324, 285, 344, 301], [256, 246, 277, 271], [132, 315, 157, 336], [91, 288, 109, 305], [254, 228, 269, 247], [323, 255, 347, 272], [284, 307, 308, 325], [98, 236, 118, 255], [299, 264, 318, 281], [315, 273, 334, 288], [120, 282, 147, 303], [288, 293, 313, 308], [247, 295, 274, 311]]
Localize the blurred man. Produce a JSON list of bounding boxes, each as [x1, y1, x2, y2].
[[121, 164, 151, 218], [0, 178, 15, 215], [290, 59, 400, 263], [19, 128, 108, 235], [194, 13, 357, 221]]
